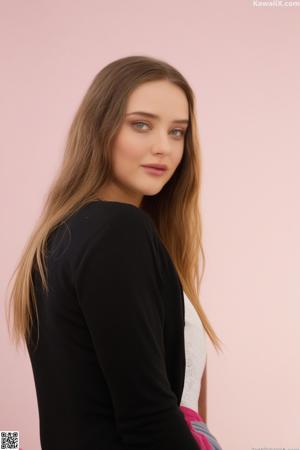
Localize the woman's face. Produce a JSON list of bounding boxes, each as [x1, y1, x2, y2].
[[98, 80, 189, 207]]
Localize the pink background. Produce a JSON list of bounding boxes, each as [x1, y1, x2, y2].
[[1, 1, 300, 449]]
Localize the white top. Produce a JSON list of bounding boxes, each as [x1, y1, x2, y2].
[[180, 291, 207, 411]]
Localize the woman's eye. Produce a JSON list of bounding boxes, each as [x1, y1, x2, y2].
[[131, 121, 186, 138], [132, 121, 149, 130], [172, 128, 186, 138]]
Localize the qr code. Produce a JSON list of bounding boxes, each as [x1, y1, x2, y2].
[[0, 431, 19, 449]]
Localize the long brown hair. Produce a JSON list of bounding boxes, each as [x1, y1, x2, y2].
[[6, 55, 224, 353]]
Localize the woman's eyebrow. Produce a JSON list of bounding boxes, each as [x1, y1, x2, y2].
[[126, 111, 189, 125]]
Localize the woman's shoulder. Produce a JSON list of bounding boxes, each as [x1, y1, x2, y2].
[[69, 201, 165, 286], [45, 201, 160, 283], [69, 200, 155, 239], [60, 200, 180, 303], [58, 200, 160, 265]]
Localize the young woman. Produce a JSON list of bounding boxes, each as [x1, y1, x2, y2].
[[7, 55, 224, 449]]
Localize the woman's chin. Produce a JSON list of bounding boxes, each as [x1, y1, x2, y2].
[[141, 186, 164, 196]]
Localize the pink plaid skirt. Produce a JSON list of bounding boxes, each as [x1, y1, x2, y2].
[[179, 405, 223, 450]]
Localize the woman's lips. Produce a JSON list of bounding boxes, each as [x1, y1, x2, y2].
[[141, 166, 167, 176]]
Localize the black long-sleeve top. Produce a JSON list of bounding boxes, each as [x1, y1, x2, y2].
[[27, 200, 201, 450]]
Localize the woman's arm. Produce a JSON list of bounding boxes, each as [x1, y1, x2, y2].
[[198, 363, 207, 422], [75, 205, 200, 450]]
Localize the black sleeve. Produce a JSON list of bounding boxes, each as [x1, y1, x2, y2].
[[74, 206, 200, 450]]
